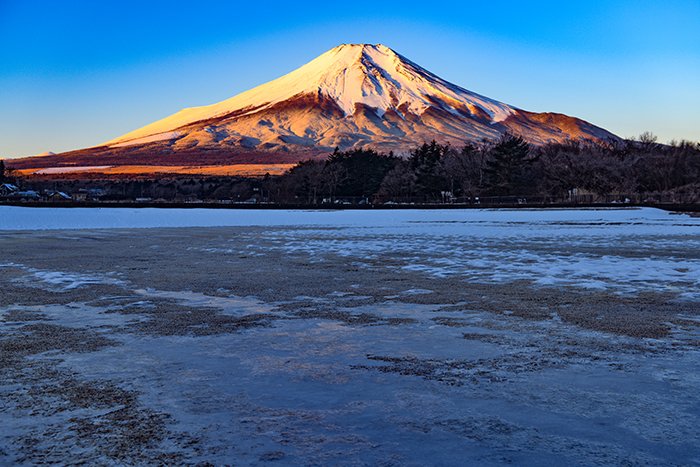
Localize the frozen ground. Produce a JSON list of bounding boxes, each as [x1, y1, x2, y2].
[[0, 205, 695, 230], [0, 207, 699, 465]]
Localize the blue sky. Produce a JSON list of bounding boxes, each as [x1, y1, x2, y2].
[[1, 0, 698, 157]]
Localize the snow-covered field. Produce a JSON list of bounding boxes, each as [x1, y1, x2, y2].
[[1, 207, 699, 464], [2, 206, 700, 296], [0, 205, 695, 231]]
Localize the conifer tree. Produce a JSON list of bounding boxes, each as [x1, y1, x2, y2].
[[409, 141, 450, 199], [484, 134, 532, 195]]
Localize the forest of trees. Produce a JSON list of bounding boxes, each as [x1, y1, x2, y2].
[[263, 133, 700, 205], [3, 133, 699, 205]]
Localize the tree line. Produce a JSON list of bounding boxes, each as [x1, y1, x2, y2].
[[3, 133, 699, 205], [263, 133, 700, 204]]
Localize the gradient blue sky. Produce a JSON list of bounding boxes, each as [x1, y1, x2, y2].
[[1, 0, 698, 158]]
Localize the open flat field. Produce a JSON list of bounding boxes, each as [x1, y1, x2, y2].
[[1, 207, 699, 465], [14, 163, 296, 177]]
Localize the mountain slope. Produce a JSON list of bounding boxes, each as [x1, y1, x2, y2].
[[102, 43, 616, 154], [10, 44, 619, 173]]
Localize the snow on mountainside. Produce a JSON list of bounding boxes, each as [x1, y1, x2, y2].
[[11, 44, 618, 172], [107, 44, 517, 147], [99, 44, 617, 154]]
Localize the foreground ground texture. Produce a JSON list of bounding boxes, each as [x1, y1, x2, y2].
[[1, 207, 699, 465]]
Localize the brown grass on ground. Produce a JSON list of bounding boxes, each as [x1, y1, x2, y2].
[[15, 164, 296, 177]]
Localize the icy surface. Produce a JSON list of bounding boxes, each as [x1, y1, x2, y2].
[[1, 209, 699, 464], [2, 207, 699, 296], [0, 205, 693, 231]]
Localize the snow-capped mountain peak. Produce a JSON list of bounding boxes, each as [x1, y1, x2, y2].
[[103, 43, 616, 152]]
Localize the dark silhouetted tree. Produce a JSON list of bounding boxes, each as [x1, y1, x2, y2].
[[409, 141, 450, 199], [484, 134, 533, 195], [326, 148, 398, 198], [442, 143, 487, 197]]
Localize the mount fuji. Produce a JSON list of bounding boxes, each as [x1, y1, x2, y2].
[[13, 44, 618, 173]]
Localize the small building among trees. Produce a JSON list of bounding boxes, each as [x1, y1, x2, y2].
[[0, 183, 19, 197]]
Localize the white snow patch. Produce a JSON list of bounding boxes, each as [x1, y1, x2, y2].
[[29, 269, 124, 291]]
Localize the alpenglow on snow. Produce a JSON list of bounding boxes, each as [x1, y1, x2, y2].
[[99, 44, 617, 154]]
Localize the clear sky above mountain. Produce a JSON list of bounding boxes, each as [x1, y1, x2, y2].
[[1, 0, 698, 157]]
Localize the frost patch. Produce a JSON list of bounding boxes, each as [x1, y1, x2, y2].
[[30, 270, 123, 291]]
